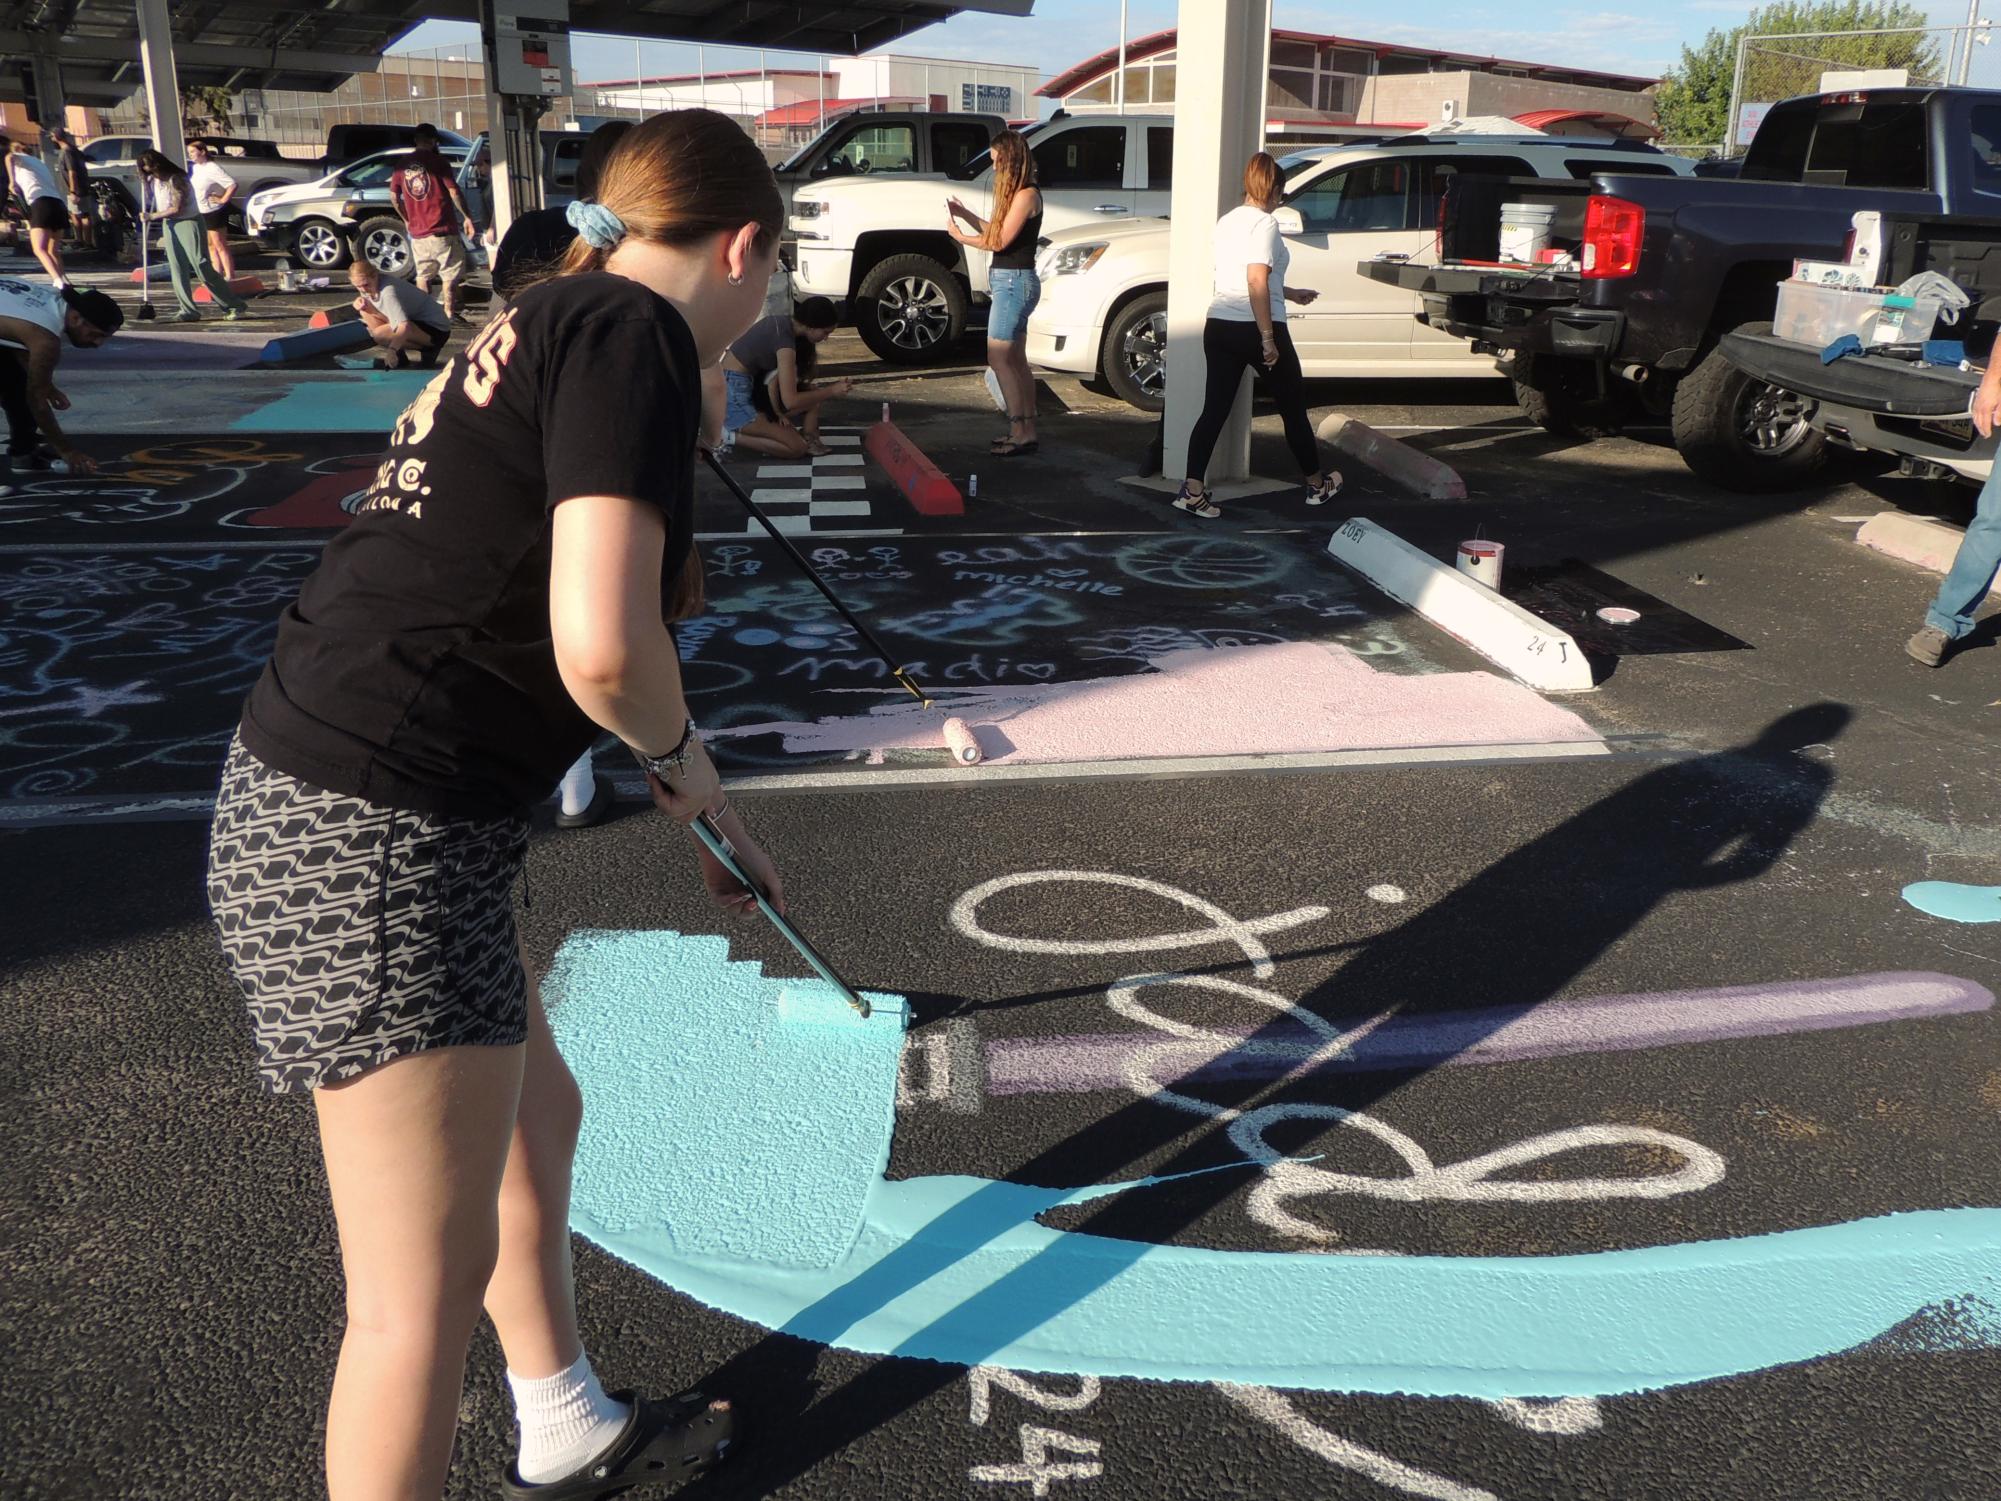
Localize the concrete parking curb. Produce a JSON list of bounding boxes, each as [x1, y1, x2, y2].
[[1327, 516, 1595, 693], [1317, 414, 1467, 501], [1857, 512, 2001, 598]]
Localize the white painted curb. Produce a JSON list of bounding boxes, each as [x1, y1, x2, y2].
[[1326, 517, 1595, 693], [1318, 414, 1467, 501], [1857, 512, 2001, 598]]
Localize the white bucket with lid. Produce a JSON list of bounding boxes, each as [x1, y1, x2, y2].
[[1498, 202, 1558, 263]]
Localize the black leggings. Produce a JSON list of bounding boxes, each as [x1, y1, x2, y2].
[[1182, 318, 1318, 485]]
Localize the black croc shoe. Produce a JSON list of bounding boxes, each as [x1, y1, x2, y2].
[[498, 1389, 734, 1500]]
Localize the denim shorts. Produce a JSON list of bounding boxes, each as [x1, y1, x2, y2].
[[987, 269, 1041, 343], [722, 368, 759, 437]]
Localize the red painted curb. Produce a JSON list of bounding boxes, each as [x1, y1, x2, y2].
[[865, 418, 963, 517], [194, 275, 266, 305]]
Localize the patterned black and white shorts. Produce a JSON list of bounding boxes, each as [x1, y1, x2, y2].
[[207, 734, 531, 1095]]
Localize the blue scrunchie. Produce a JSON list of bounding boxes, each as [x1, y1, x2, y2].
[[567, 199, 626, 250]]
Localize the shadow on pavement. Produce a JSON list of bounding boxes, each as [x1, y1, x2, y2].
[[694, 703, 1852, 1500]]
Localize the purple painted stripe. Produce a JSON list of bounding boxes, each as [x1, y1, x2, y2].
[[984, 972, 1993, 1096]]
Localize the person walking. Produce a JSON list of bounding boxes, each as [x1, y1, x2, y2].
[[1907, 358, 2001, 667], [52, 129, 94, 253], [392, 123, 476, 324], [1173, 151, 1341, 519], [205, 108, 780, 1500], [717, 296, 850, 458], [0, 279, 120, 482], [946, 129, 1042, 457], [5, 135, 69, 287], [136, 151, 248, 323], [186, 138, 239, 279], [492, 121, 633, 303]]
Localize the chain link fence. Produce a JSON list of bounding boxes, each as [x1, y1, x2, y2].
[[1725, 23, 1983, 155]]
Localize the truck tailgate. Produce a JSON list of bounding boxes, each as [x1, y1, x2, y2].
[[1720, 331, 1978, 417]]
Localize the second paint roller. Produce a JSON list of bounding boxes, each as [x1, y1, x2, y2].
[[941, 717, 983, 765]]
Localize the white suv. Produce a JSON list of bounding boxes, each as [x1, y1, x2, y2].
[[1028, 135, 1693, 410], [789, 114, 1176, 363]]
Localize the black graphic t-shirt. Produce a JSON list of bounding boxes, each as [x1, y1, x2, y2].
[[240, 272, 701, 818]]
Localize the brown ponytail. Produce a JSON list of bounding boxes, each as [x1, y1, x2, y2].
[[555, 108, 782, 277]]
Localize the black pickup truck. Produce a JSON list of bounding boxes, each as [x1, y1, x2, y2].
[[1721, 213, 2001, 487], [1361, 87, 2001, 491]]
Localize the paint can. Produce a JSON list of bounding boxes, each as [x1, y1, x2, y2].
[[881, 401, 891, 423], [968, 473, 978, 498], [1456, 539, 1504, 589]]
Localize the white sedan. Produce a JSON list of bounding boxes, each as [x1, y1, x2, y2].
[[1028, 135, 1691, 409]]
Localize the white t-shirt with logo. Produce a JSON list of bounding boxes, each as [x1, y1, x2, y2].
[[8, 152, 61, 207], [1209, 204, 1288, 323], [0, 277, 68, 351], [191, 160, 237, 212]]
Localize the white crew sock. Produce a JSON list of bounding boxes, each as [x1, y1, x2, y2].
[[558, 748, 596, 817], [507, 1350, 631, 1484]]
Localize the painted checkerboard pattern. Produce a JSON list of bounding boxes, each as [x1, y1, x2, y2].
[[711, 428, 902, 537]]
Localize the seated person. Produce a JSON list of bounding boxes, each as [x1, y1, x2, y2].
[[347, 260, 452, 369], [717, 296, 852, 458]]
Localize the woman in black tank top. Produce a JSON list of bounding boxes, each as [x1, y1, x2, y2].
[[948, 129, 1044, 456]]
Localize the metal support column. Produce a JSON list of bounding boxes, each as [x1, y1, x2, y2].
[[133, 0, 183, 152], [1162, 0, 1273, 485]]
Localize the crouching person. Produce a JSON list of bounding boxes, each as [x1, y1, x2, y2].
[[350, 261, 453, 369]]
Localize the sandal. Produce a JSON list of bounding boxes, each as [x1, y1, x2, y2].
[[994, 438, 1039, 458], [497, 1388, 734, 1500], [1171, 481, 1221, 519], [1306, 473, 1345, 507], [992, 413, 1032, 452]]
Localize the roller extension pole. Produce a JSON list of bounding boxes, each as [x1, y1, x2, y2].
[[701, 449, 933, 707]]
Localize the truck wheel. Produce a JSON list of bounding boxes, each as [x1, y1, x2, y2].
[[291, 218, 350, 270], [1671, 321, 1827, 492], [1511, 354, 1629, 439], [1102, 291, 1168, 412], [357, 217, 413, 278], [854, 253, 966, 363]]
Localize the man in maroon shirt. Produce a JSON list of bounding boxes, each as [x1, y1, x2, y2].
[[389, 124, 475, 322]]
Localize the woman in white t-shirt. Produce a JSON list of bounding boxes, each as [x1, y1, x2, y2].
[[3, 134, 69, 290], [1174, 151, 1341, 520]]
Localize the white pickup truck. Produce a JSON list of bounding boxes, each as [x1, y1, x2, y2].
[[788, 113, 1175, 362]]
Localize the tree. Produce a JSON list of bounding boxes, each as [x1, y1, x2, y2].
[[1655, 0, 1940, 147], [180, 84, 236, 135]]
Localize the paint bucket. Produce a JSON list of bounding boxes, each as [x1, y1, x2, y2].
[[1456, 539, 1504, 589], [1498, 202, 1558, 264]]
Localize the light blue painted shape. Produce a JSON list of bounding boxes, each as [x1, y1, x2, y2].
[[549, 929, 2001, 1398], [229, 371, 430, 432], [1904, 881, 2001, 924]]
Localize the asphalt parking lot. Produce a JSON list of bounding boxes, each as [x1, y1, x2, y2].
[[5, 230, 2000, 1501]]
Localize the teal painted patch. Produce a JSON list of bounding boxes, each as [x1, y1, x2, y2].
[[550, 929, 2001, 1397], [1904, 881, 2001, 924], [229, 372, 430, 432]]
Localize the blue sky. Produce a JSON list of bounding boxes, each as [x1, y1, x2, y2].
[[391, 3, 1990, 90]]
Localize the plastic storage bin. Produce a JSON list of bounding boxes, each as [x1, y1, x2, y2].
[[1773, 279, 1942, 346]]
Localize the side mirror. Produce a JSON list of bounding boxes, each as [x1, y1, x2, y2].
[[810, 159, 832, 177], [1272, 205, 1305, 236]]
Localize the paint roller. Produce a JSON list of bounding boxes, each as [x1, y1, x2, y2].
[[690, 809, 883, 1025], [941, 717, 982, 765], [701, 450, 933, 709]]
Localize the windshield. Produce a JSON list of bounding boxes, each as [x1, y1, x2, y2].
[[947, 119, 1047, 182]]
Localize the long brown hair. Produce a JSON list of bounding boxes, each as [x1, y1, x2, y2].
[[979, 130, 1036, 251], [1243, 152, 1281, 209], [551, 110, 781, 621], [555, 108, 782, 277]]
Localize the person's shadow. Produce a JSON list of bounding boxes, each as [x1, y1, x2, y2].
[[690, 704, 1852, 1497]]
